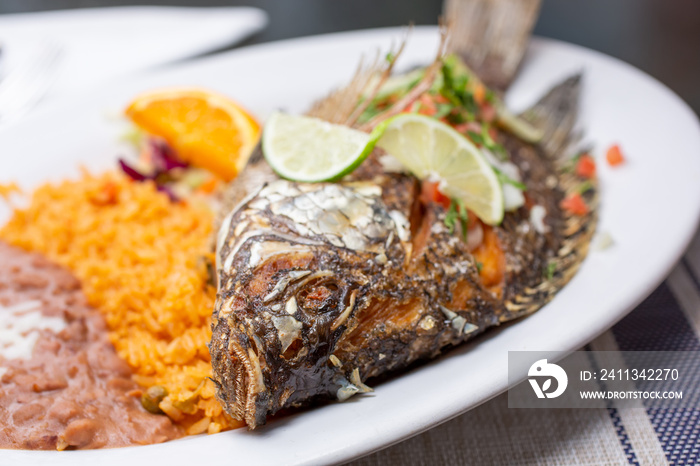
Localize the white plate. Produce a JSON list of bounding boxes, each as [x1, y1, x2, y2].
[[1, 27, 700, 465]]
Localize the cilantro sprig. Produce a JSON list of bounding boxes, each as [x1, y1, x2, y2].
[[444, 198, 470, 240], [440, 58, 478, 119], [492, 166, 526, 191], [544, 261, 557, 280]]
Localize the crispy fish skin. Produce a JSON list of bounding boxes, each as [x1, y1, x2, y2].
[[210, 172, 502, 428], [210, 72, 596, 428]]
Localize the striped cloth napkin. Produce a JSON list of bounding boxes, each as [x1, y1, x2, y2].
[[350, 230, 700, 465]]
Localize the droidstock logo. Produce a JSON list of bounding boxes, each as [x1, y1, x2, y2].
[[528, 359, 568, 399]]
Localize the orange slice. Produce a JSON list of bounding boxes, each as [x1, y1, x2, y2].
[[125, 88, 260, 181]]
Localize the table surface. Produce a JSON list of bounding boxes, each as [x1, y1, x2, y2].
[[1, 1, 699, 465]]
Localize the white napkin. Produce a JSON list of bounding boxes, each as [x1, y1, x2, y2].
[[0, 6, 267, 104]]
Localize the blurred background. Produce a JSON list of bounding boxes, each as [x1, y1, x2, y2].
[[1, 0, 699, 115]]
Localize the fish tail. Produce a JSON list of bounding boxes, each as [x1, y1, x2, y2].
[[520, 74, 583, 158], [444, 0, 542, 91]]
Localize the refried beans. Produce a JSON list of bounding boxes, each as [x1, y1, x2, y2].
[[0, 242, 182, 449]]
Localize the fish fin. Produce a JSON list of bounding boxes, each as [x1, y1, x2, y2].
[[245, 141, 265, 165], [503, 74, 599, 320], [520, 73, 583, 158], [306, 52, 383, 124], [359, 23, 449, 131], [306, 28, 411, 125], [345, 27, 412, 127], [444, 0, 542, 91]]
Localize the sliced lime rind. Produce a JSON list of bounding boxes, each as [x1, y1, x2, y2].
[[262, 112, 378, 183], [376, 114, 504, 225]]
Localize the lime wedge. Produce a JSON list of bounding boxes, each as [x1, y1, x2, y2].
[[262, 112, 378, 182], [376, 114, 504, 225]]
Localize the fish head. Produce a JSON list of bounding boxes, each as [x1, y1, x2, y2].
[[211, 179, 411, 427]]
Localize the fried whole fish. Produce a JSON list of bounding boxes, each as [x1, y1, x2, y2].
[[210, 0, 597, 428]]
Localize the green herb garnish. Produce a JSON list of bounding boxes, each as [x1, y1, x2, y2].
[[480, 125, 507, 160], [467, 130, 484, 145], [544, 261, 557, 280], [434, 103, 453, 119], [444, 198, 469, 240], [440, 57, 478, 118], [492, 166, 526, 191], [467, 127, 507, 159], [444, 203, 459, 233], [476, 262, 483, 273], [576, 180, 595, 194]]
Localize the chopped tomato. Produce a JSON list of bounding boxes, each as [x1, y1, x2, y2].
[[433, 93, 449, 105], [473, 83, 486, 106], [417, 94, 437, 116], [560, 192, 589, 216], [487, 126, 498, 140], [453, 123, 467, 134], [606, 144, 625, 166], [575, 154, 596, 178], [420, 180, 451, 209], [404, 101, 420, 113], [480, 103, 496, 122]]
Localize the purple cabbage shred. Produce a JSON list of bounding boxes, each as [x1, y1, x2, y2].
[[118, 158, 149, 182], [117, 138, 187, 202], [156, 184, 179, 202], [150, 139, 188, 172]]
